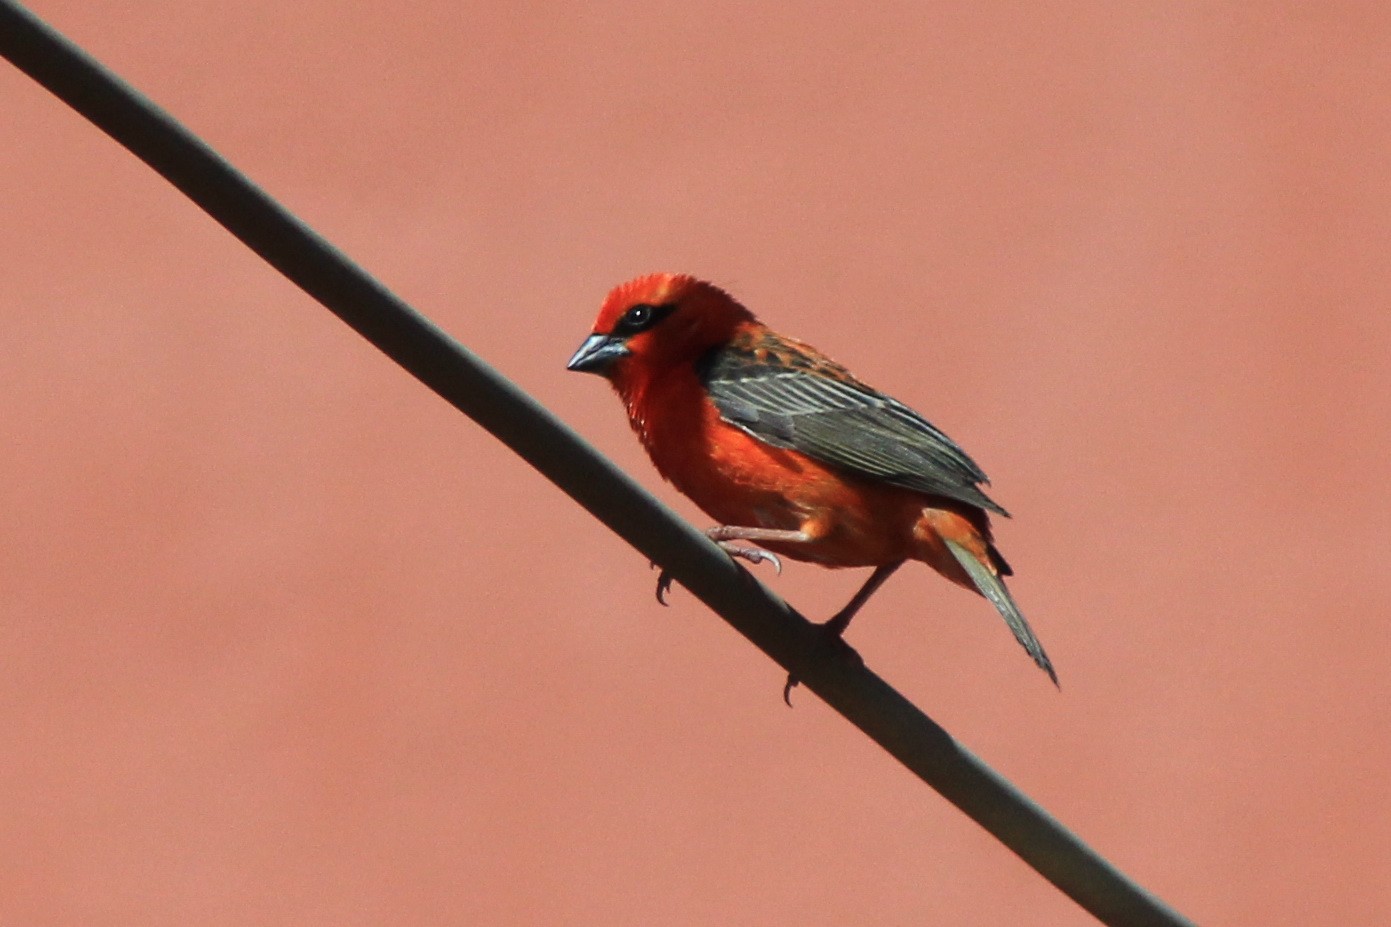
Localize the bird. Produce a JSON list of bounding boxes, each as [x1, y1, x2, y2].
[[567, 273, 1056, 698]]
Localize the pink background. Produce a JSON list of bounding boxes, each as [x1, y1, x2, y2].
[[3, 3, 1388, 924]]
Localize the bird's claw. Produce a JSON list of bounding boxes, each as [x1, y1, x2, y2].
[[781, 619, 863, 707], [783, 672, 800, 706], [650, 544, 782, 605], [651, 562, 675, 606], [716, 543, 782, 576]]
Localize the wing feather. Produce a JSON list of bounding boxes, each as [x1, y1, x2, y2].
[[698, 341, 1008, 515]]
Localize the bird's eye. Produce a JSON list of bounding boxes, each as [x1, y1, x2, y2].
[[615, 302, 674, 335]]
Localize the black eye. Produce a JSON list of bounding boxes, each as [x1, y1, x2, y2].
[[614, 302, 675, 335]]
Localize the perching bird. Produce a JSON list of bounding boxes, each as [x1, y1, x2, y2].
[[567, 273, 1056, 695]]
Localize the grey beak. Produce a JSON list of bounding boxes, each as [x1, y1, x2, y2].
[[566, 333, 630, 374]]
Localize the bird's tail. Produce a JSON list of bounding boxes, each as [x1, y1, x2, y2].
[[944, 538, 1058, 687]]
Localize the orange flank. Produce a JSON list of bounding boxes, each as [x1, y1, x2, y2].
[[568, 273, 1056, 689]]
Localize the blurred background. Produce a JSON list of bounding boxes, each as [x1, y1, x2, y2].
[[3, 2, 1388, 924]]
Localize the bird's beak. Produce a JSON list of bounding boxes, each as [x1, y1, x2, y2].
[[566, 333, 630, 374]]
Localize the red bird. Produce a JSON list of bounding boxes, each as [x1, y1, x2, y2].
[[568, 273, 1055, 691]]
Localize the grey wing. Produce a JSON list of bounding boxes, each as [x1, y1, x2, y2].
[[699, 350, 1008, 516]]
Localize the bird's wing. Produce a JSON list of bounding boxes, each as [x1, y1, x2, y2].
[[697, 336, 1008, 516]]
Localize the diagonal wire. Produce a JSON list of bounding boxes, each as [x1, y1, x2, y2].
[[0, 4, 1196, 925]]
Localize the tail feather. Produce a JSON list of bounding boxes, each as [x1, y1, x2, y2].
[[944, 538, 1058, 687]]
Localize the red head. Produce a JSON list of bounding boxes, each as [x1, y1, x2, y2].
[[567, 273, 756, 394]]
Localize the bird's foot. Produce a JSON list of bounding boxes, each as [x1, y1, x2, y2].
[[782, 616, 863, 706], [653, 562, 675, 605], [714, 541, 782, 574], [652, 542, 782, 605], [781, 673, 799, 706]]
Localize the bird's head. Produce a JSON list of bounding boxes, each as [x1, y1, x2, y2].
[[567, 274, 755, 388]]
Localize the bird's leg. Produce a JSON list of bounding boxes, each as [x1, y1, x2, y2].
[[654, 526, 809, 604], [823, 560, 903, 636], [783, 561, 904, 705], [706, 525, 811, 575]]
